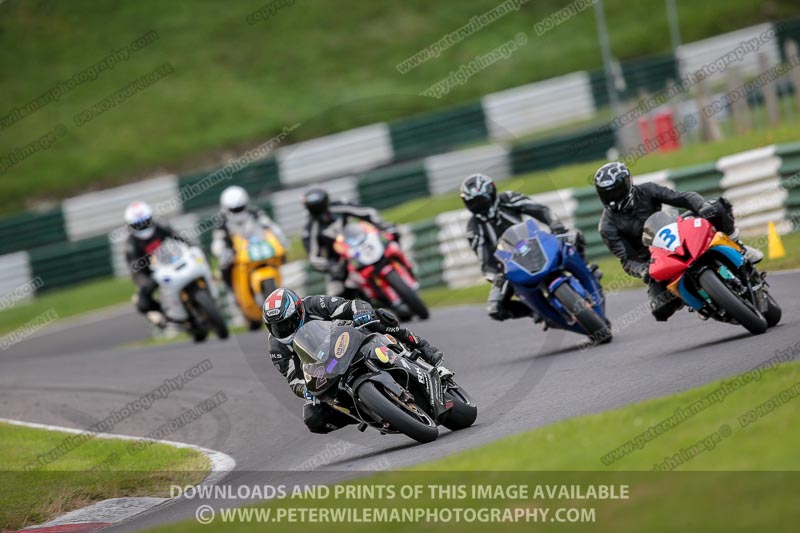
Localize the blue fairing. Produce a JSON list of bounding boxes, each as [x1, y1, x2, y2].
[[677, 244, 745, 311], [494, 220, 608, 335]]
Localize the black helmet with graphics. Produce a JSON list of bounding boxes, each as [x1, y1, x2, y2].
[[595, 162, 633, 213], [460, 174, 498, 219]]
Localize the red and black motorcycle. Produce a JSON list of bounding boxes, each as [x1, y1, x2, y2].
[[333, 221, 429, 320], [643, 211, 781, 335]]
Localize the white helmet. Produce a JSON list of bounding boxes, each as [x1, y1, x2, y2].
[[220, 186, 249, 216], [124, 201, 155, 240]]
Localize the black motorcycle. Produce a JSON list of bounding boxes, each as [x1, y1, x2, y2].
[[294, 320, 477, 443]]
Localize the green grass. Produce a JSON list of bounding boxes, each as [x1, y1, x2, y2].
[[3, 0, 797, 214], [382, 122, 800, 224], [0, 277, 134, 336], [0, 421, 209, 531], [145, 361, 800, 533]]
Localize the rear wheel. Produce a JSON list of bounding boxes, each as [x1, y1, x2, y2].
[[194, 289, 230, 340], [384, 270, 429, 320], [357, 381, 438, 443], [763, 293, 782, 328], [553, 283, 612, 344], [442, 385, 477, 431], [698, 270, 767, 335]]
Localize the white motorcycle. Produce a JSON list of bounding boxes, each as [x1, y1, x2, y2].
[[150, 239, 229, 342]]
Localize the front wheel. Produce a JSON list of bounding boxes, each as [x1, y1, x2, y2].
[[442, 384, 477, 431], [194, 289, 230, 340], [384, 269, 429, 320], [698, 270, 767, 335], [357, 381, 438, 443], [763, 293, 782, 328], [553, 283, 612, 344]]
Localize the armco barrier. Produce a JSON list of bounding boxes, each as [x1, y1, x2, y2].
[[778, 142, 800, 226], [483, 72, 596, 141], [589, 54, 678, 108], [510, 125, 615, 176], [0, 208, 67, 256], [717, 146, 788, 236], [0, 252, 34, 306], [424, 144, 511, 196], [277, 123, 394, 185], [29, 236, 113, 293], [408, 219, 444, 289], [62, 175, 181, 242], [357, 161, 430, 210], [389, 103, 487, 162], [178, 158, 280, 213], [668, 162, 724, 198]]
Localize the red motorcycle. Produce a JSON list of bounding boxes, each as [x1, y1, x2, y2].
[[643, 211, 781, 335], [333, 221, 429, 320]]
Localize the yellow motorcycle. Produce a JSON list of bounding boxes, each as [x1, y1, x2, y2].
[[230, 222, 287, 330]]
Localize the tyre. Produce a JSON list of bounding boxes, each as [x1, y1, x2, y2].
[[763, 293, 782, 328], [442, 385, 477, 431], [698, 270, 767, 335], [194, 289, 230, 340], [357, 381, 438, 443], [553, 283, 612, 344], [384, 269, 429, 320]]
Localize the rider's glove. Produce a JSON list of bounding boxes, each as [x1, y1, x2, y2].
[[698, 202, 718, 220], [352, 300, 378, 328], [409, 335, 443, 366], [303, 387, 314, 402], [550, 221, 568, 235]]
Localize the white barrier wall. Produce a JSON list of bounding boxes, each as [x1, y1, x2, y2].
[[717, 145, 789, 235], [0, 252, 34, 308], [676, 23, 781, 84], [63, 175, 181, 242], [482, 71, 596, 141], [276, 123, 394, 185], [424, 144, 512, 196]]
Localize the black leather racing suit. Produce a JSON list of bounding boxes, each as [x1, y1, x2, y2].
[[124, 224, 189, 315], [598, 182, 707, 321], [466, 191, 574, 320], [268, 295, 439, 434], [302, 203, 395, 297]]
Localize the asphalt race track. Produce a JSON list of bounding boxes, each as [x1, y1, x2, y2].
[[1, 271, 799, 531]]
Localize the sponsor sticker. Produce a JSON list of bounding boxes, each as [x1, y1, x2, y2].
[[334, 332, 350, 358]]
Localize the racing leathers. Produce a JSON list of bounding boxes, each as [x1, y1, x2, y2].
[[211, 208, 288, 289], [125, 224, 189, 316], [466, 191, 577, 321], [302, 202, 397, 297], [268, 296, 442, 434], [599, 181, 724, 321]]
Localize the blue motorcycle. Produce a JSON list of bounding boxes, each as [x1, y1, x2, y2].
[[494, 220, 612, 344]]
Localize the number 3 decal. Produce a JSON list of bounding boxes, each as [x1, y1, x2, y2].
[[658, 228, 677, 248]]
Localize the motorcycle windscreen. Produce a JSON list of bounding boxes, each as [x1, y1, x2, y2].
[[494, 221, 548, 277], [151, 239, 187, 265], [642, 211, 681, 251], [293, 321, 363, 393]]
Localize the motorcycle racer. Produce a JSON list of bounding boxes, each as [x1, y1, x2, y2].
[[211, 185, 288, 290], [123, 201, 190, 328], [263, 287, 443, 434], [595, 161, 764, 322], [301, 188, 398, 297], [460, 173, 595, 322]]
